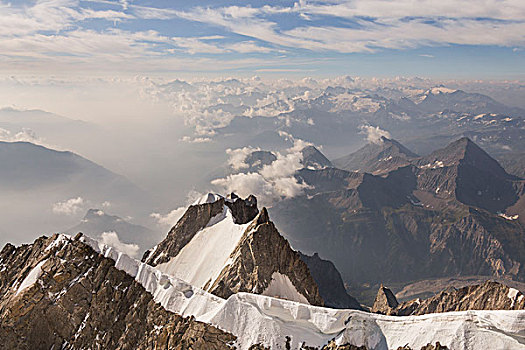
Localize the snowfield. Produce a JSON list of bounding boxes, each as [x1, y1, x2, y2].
[[156, 206, 250, 290], [61, 234, 525, 350]]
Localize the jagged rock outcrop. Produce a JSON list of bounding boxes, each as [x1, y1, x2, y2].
[[298, 252, 362, 309], [371, 285, 399, 314], [209, 208, 324, 305], [144, 194, 324, 306], [397, 343, 449, 350], [0, 234, 236, 350], [373, 281, 525, 316], [321, 342, 449, 350], [143, 193, 259, 265]]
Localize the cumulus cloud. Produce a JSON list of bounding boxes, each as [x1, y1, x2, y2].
[[52, 197, 85, 215], [99, 231, 140, 258], [0, 128, 41, 143], [211, 133, 314, 206], [359, 124, 391, 144], [226, 146, 261, 170]]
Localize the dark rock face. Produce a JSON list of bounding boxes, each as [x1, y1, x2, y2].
[[301, 145, 333, 169], [416, 137, 520, 213], [371, 285, 399, 314], [143, 194, 259, 265], [373, 281, 525, 316], [244, 151, 277, 171], [225, 193, 259, 224], [298, 252, 362, 309], [209, 208, 324, 306], [0, 235, 236, 350]]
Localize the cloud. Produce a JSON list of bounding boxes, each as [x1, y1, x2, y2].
[[226, 146, 261, 170], [180, 136, 212, 143], [359, 124, 391, 144], [100, 231, 140, 257], [211, 133, 314, 206], [52, 197, 85, 215], [150, 190, 204, 227], [150, 207, 186, 227], [0, 128, 41, 143]]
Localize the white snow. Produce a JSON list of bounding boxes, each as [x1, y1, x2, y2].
[[429, 87, 457, 94], [420, 160, 445, 169], [44, 233, 69, 252], [156, 206, 250, 290], [16, 259, 47, 295], [262, 272, 309, 305], [193, 193, 223, 205], [508, 288, 520, 308], [499, 213, 519, 221], [80, 234, 525, 350]]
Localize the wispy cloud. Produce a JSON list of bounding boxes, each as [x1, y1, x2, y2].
[[0, 0, 524, 74]]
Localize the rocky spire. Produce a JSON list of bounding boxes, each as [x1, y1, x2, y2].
[[371, 284, 399, 314]]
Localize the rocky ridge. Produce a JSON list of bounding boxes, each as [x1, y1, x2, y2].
[[144, 193, 324, 306], [0, 234, 235, 350], [372, 281, 525, 316]]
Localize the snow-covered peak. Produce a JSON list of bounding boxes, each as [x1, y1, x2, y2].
[[193, 193, 224, 205], [427, 86, 457, 95], [155, 205, 250, 290]]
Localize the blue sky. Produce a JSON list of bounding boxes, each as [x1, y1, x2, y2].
[[0, 0, 524, 78]]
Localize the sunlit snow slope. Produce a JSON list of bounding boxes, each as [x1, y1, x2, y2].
[[76, 234, 525, 350]]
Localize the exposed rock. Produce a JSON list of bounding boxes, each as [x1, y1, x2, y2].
[[143, 194, 259, 265], [270, 137, 525, 303], [144, 194, 323, 306], [371, 285, 399, 314], [298, 252, 363, 309], [301, 145, 333, 170], [0, 234, 236, 350], [375, 281, 525, 316], [333, 137, 418, 175], [209, 208, 324, 306]]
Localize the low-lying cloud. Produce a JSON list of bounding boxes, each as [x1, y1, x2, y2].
[[359, 124, 391, 144], [52, 197, 85, 215], [100, 231, 140, 258]]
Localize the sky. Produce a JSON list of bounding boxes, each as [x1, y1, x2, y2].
[[0, 0, 524, 79]]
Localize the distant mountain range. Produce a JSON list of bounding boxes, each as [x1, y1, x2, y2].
[[269, 137, 525, 304], [65, 209, 161, 254]]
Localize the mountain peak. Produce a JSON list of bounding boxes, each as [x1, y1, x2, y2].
[[333, 137, 417, 174], [301, 145, 332, 169], [143, 193, 323, 306], [371, 285, 399, 314]]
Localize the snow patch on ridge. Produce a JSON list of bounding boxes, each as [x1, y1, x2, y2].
[[508, 288, 520, 308], [79, 234, 525, 350], [262, 272, 309, 305], [16, 259, 47, 295], [156, 206, 250, 289], [193, 193, 223, 205]]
